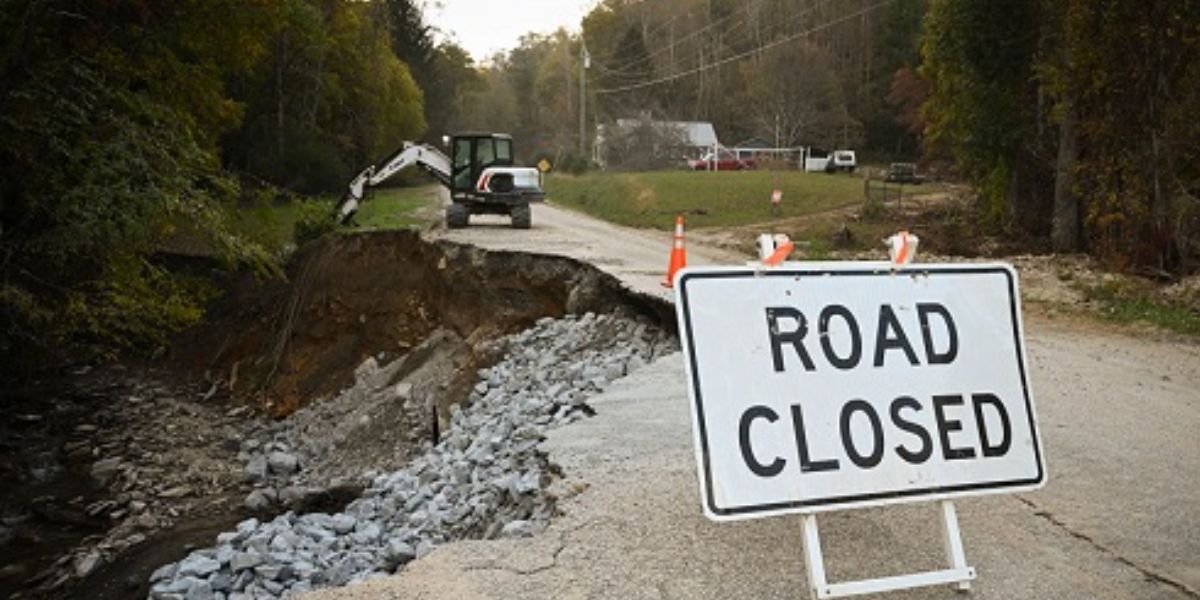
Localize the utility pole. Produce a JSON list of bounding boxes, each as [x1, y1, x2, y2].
[[580, 42, 590, 157]]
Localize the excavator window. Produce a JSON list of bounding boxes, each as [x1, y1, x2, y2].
[[453, 138, 472, 190], [451, 134, 513, 193], [477, 138, 496, 166]]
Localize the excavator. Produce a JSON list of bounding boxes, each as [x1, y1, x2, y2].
[[337, 132, 544, 229]]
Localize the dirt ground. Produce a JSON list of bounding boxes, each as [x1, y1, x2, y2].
[[175, 230, 668, 417], [5, 194, 1195, 600], [0, 230, 671, 600], [298, 199, 1200, 600]]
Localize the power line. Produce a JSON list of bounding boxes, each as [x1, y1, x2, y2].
[[596, 0, 896, 95], [597, 0, 768, 77], [591, 0, 827, 90]]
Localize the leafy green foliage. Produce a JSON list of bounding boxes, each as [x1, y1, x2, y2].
[[0, 3, 268, 369], [921, 0, 1043, 229], [920, 0, 1200, 272], [293, 202, 341, 248], [223, 0, 426, 194], [0, 0, 433, 372], [1059, 0, 1200, 271]]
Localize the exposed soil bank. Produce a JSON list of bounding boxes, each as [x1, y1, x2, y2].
[[181, 230, 671, 417], [1, 230, 673, 600]]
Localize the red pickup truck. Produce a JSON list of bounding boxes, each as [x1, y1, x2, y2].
[[687, 150, 756, 171]]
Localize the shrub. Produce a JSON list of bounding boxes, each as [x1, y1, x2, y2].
[[294, 201, 340, 248]]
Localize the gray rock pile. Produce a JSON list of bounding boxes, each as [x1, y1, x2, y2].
[[150, 312, 675, 599], [235, 328, 472, 515]]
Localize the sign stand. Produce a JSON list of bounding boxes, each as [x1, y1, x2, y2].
[[800, 500, 975, 599], [675, 235, 1044, 598]]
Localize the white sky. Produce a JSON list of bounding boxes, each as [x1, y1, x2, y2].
[[431, 0, 600, 62]]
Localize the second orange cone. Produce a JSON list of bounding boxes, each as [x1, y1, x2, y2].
[[662, 214, 687, 288]]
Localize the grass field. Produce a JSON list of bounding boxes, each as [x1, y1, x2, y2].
[[230, 185, 439, 255], [352, 185, 440, 229], [544, 170, 867, 229]]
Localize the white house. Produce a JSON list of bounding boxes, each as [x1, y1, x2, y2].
[[594, 118, 720, 168]]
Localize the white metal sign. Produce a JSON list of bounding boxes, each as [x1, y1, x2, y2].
[[675, 263, 1045, 521]]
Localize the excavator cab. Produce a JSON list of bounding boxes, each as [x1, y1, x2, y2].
[[444, 132, 542, 229], [450, 133, 514, 194]]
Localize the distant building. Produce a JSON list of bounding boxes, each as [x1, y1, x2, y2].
[[734, 137, 772, 150], [594, 118, 720, 169]]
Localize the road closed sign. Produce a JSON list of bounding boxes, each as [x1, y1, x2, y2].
[[675, 264, 1045, 521]]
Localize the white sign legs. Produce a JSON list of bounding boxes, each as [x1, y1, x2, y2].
[[800, 500, 975, 599], [939, 500, 973, 593]]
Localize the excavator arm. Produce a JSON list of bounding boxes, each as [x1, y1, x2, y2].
[[337, 142, 452, 224]]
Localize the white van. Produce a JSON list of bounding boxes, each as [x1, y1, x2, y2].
[[830, 150, 857, 172], [803, 148, 857, 173]]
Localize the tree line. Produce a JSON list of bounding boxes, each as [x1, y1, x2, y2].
[[464, 0, 1198, 271], [2, 0, 1197, 371], [922, 0, 1200, 272], [450, 0, 924, 169], [0, 0, 466, 370]]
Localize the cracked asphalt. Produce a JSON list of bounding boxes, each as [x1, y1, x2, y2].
[[305, 203, 1200, 600]]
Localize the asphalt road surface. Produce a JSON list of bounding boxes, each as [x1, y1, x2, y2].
[[428, 200, 742, 298], [308, 201, 1200, 600]]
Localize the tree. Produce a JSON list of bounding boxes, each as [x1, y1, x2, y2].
[[431, 42, 484, 134], [600, 117, 689, 171], [920, 0, 1200, 270], [738, 44, 860, 149], [222, 0, 425, 193], [866, 0, 928, 157], [1058, 0, 1200, 269], [921, 0, 1046, 231], [886, 67, 929, 140], [0, 0, 434, 371], [381, 0, 475, 142], [0, 0, 277, 368]]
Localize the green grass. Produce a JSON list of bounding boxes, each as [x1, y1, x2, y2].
[[1074, 280, 1200, 336], [230, 198, 309, 254], [352, 185, 440, 229], [544, 170, 867, 229], [228, 185, 439, 255]]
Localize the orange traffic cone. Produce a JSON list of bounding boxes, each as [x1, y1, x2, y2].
[[662, 214, 687, 288]]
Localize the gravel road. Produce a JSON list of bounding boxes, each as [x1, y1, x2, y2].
[[304, 201, 1200, 600]]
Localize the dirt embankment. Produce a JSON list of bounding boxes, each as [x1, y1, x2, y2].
[[178, 230, 669, 417], [2, 230, 673, 600]]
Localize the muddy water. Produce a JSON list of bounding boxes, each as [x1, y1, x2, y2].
[[1, 384, 113, 597]]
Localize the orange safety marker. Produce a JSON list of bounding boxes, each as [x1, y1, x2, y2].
[[887, 230, 919, 265], [762, 239, 794, 266], [662, 214, 687, 288]]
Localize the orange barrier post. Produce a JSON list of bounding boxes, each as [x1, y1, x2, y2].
[[662, 215, 687, 288], [887, 230, 919, 265], [762, 238, 795, 266]]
